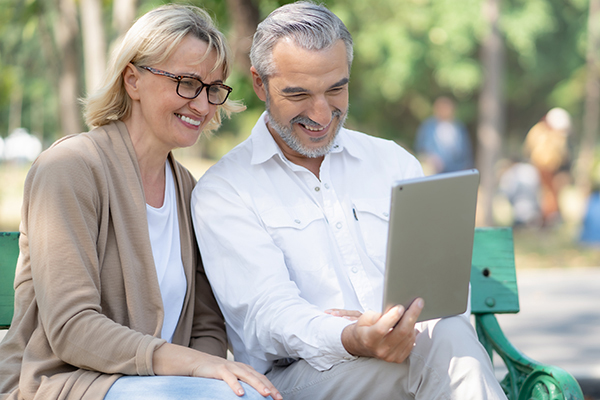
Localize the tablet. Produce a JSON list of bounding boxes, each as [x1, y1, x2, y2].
[[382, 169, 479, 322]]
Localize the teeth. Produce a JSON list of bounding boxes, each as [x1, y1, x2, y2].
[[177, 114, 201, 126], [303, 124, 324, 132]]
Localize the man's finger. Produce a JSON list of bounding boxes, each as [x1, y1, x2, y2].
[[374, 305, 404, 333], [393, 298, 424, 334], [358, 309, 383, 326]]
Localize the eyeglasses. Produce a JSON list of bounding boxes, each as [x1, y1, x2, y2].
[[139, 66, 233, 105]]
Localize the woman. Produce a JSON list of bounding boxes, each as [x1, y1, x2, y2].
[[0, 5, 280, 400]]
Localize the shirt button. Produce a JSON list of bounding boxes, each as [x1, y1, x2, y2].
[[383, 212, 389, 217], [295, 219, 301, 224], [336, 222, 342, 229], [314, 187, 321, 192], [351, 267, 358, 273], [324, 183, 330, 189]]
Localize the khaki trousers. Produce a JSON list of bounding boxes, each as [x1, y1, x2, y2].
[[266, 315, 507, 400]]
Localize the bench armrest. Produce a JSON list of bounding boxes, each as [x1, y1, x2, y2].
[[475, 313, 584, 400]]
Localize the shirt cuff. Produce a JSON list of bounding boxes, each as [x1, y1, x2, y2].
[[305, 316, 358, 371]]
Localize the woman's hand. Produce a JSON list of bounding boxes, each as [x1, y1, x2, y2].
[[153, 343, 282, 399], [324, 308, 362, 321]]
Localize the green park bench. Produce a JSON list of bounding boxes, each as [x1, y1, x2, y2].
[[0, 228, 585, 399]]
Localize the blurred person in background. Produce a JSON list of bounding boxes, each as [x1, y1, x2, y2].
[[523, 107, 572, 227], [498, 159, 542, 228], [414, 96, 474, 174], [0, 4, 279, 400]]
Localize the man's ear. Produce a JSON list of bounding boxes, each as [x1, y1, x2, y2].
[[123, 63, 141, 101], [250, 66, 267, 102]]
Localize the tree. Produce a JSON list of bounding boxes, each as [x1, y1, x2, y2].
[[575, 0, 600, 194], [80, 0, 106, 95], [477, 0, 504, 226], [113, 0, 138, 39], [55, 0, 82, 136], [225, 0, 259, 75]]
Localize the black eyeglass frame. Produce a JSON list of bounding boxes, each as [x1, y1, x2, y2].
[[138, 65, 233, 105]]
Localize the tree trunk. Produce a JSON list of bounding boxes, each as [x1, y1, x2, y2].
[[80, 0, 106, 95], [575, 0, 600, 194], [112, 0, 138, 47], [55, 0, 82, 136], [8, 82, 23, 133], [225, 0, 259, 75], [476, 0, 504, 226]]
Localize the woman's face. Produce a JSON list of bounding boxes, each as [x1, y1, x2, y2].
[[125, 35, 223, 152]]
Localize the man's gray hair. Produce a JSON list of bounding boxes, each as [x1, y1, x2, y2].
[[250, 1, 353, 80]]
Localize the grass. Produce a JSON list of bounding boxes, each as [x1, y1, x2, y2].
[[2, 160, 600, 269], [513, 226, 600, 269]]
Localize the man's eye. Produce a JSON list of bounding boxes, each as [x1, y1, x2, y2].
[[287, 93, 308, 100]]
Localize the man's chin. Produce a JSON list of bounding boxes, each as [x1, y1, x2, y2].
[[297, 140, 334, 158]]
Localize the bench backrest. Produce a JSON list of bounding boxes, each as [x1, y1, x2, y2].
[[470, 227, 520, 315], [0, 232, 19, 328], [0, 228, 520, 329]]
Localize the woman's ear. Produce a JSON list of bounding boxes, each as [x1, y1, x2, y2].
[[250, 66, 267, 102], [123, 63, 141, 101]]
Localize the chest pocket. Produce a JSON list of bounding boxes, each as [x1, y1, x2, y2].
[[352, 198, 391, 268], [260, 204, 329, 271]]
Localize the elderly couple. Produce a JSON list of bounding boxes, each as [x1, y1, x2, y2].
[[0, 2, 506, 400]]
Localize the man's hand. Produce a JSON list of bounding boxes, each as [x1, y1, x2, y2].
[[340, 298, 424, 364]]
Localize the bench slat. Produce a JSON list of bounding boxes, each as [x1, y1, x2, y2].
[[0, 232, 19, 328], [471, 227, 520, 314]]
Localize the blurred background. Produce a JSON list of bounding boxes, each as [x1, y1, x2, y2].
[[1, 0, 600, 396], [1, 0, 600, 261]]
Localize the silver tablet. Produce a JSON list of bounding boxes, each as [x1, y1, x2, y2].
[[382, 169, 479, 322]]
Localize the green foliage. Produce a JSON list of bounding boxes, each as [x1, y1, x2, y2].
[[0, 0, 59, 140], [0, 0, 592, 160]]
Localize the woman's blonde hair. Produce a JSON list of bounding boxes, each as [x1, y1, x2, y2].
[[84, 4, 243, 132]]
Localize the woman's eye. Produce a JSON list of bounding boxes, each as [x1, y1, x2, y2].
[[179, 79, 197, 88]]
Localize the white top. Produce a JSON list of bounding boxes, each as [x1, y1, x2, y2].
[[192, 112, 423, 374], [147, 162, 187, 343]]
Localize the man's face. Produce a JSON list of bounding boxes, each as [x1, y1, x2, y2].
[[252, 39, 350, 159]]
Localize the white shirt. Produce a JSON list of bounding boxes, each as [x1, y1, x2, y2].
[[147, 162, 187, 343], [192, 112, 423, 374]]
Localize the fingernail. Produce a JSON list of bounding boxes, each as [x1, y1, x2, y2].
[[238, 388, 245, 395], [417, 298, 424, 308], [264, 388, 271, 394]]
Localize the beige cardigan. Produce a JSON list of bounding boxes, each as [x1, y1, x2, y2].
[[0, 121, 226, 400]]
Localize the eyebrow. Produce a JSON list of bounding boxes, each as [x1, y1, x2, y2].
[[281, 77, 350, 94], [178, 71, 224, 84]]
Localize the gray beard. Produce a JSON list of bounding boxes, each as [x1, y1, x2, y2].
[[266, 96, 347, 159]]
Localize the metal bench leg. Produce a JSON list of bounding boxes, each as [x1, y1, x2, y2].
[[475, 313, 584, 400]]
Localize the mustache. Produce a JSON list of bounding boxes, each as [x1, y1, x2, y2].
[[290, 109, 344, 128]]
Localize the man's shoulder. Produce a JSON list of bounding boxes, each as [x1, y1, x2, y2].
[[341, 128, 416, 159], [197, 137, 254, 184]]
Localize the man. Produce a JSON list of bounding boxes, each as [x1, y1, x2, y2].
[[414, 96, 474, 174], [192, 2, 507, 399]]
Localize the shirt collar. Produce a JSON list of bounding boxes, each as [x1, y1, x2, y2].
[[249, 111, 364, 165]]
